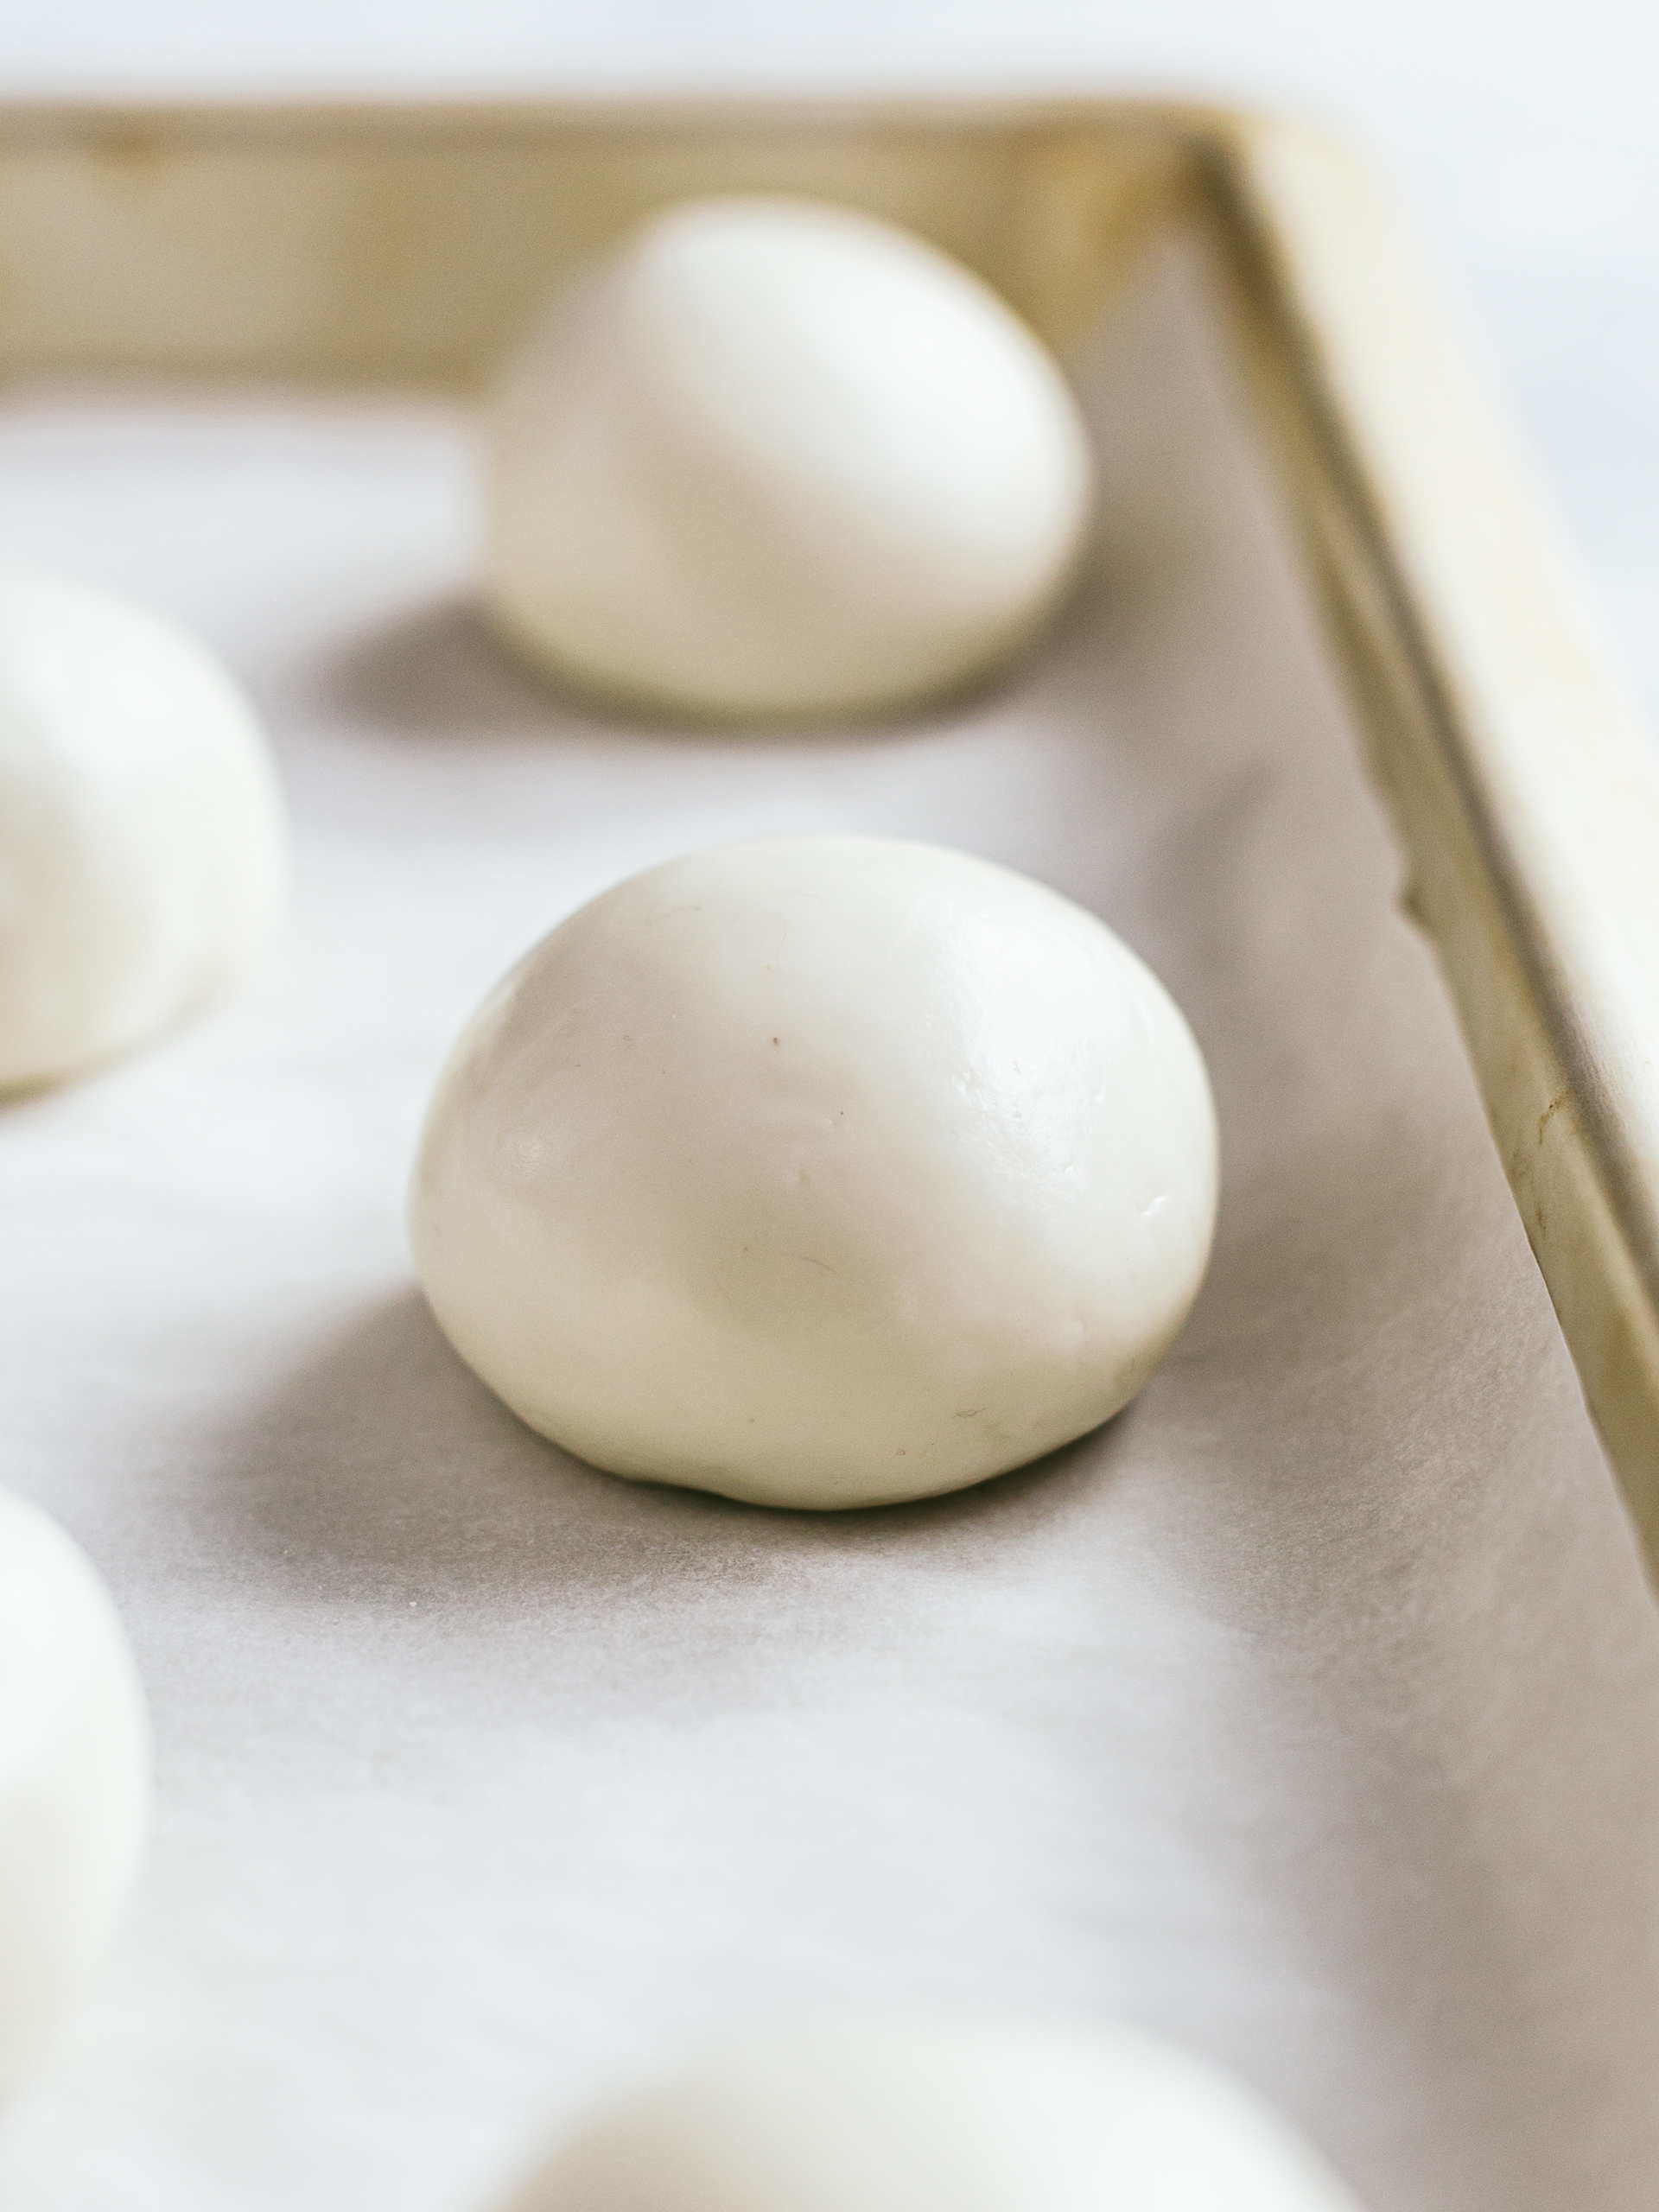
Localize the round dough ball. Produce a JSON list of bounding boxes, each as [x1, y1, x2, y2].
[[503, 2014, 1365, 2212], [0, 1490, 150, 2106], [485, 196, 1095, 722], [0, 566, 288, 1092], [410, 836, 1217, 1510]]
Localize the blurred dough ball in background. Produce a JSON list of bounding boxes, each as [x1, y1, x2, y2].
[[502, 2014, 1368, 2212], [411, 836, 1217, 1511], [485, 197, 1095, 723], [0, 1490, 150, 2108], [0, 568, 287, 1094]]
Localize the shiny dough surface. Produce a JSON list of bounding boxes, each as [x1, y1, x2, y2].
[[411, 836, 1217, 1510], [486, 198, 1095, 722], [508, 2014, 1365, 2212], [0, 1491, 150, 2107], [0, 567, 287, 1093]]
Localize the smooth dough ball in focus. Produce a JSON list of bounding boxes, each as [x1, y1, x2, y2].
[[485, 197, 1096, 722], [410, 836, 1217, 1510], [502, 2014, 1367, 2212], [0, 567, 288, 1092], [0, 1490, 151, 2107]]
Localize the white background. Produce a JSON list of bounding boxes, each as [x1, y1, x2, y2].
[[4, 0, 1658, 736]]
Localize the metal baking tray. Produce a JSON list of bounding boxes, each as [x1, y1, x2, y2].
[[3, 98, 1658, 2212]]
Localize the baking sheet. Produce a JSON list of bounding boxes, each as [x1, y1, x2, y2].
[[3, 234, 1659, 2212]]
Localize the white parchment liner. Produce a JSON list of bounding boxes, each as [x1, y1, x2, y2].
[[2, 238, 1657, 2212]]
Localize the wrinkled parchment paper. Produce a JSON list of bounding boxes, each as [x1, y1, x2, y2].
[[3, 238, 1659, 2212]]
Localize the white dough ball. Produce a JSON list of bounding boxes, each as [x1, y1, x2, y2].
[[503, 2014, 1366, 2212], [411, 837, 1217, 1510], [0, 566, 288, 1092], [0, 1490, 150, 2106], [485, 197, 1095, 722]]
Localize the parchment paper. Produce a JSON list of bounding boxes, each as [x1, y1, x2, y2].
[[3, 238, 1659, 2212]]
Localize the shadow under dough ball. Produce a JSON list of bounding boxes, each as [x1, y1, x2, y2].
[[484, 195, 1096, 723], [410, 836, 1217, 1510]]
